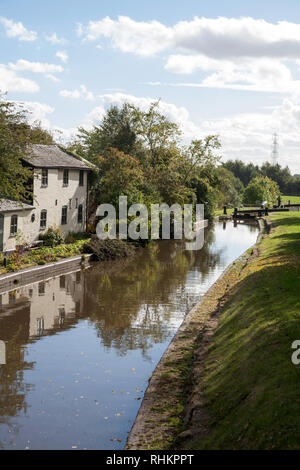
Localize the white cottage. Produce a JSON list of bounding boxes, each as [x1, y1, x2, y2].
[[0, 144, 91, 253]]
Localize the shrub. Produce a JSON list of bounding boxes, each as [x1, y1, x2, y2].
[[65, 231, 90, 244], [82, 236, 135, 261], [244, 176, 280, 206], [39, 226, 64, 247]]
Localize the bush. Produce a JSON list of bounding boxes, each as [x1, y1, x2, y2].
[[39, 226, 64, 247], [244, 176, 280, 206], [65, 231, 91, 244], [82, 236, 135, 261]]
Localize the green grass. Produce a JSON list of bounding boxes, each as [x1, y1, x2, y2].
[[185, 212, 300, 449], [282, 195, 300, 204]]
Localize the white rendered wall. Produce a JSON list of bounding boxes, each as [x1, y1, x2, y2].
[[1, 168, 88, 252]]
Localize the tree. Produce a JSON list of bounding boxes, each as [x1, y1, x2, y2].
[[260, 162, 292, 194], [215, 166, 244, 207], [244, 176, 280, 206], [71, 101, 222, 220], [129, 100, 181, 168], [77, 104, 138, 162], [223, 160, 260, 186], [0, 96, 32, 201], [28, 121, 55, 145], [96, 147, 146, 207]]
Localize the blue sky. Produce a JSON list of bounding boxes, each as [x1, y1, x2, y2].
[[1, 0, 300, 172]]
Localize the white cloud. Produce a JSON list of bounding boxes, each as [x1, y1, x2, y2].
[[46, 74, 61, 83], [56, 51, 68, 63], [76, 22, 83, 37], [59, 84, 94, 100], [84, 16, 172, 56], [9, 59, 63, 74], [46, 32, 67, 45], [165, 54, 229, 74], [0, 16, 37, 41], [0, 65, 39, 93], [82, 16, 300, 59], [80, 15, 300, 94], [82, 105, 106, 127], [60, 89, 81, 99], [147, 55, 300, 94], [19, 101, 55, 128]]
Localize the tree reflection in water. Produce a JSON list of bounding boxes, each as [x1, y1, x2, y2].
[[85, 227, 222, 358]]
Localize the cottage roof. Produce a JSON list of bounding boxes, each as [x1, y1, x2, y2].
[[0, 199, 35, 213], [23, 144, 91, 170]]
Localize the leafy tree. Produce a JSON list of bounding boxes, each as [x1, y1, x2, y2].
[[129, 100, 181, 167], [0, 96, 32, 201], [215, 166, 244, 207], [96, 147, 146, 207], [77, 104, 138, 162], [244, 176, 280, 206], [223, 159, 297, 195], [28, 121, 55, 145], [223, 160, 260, 186], [72, 101, 222, 220], [260, 162, 292, 194]]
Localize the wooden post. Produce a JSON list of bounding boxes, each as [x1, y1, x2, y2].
[[223, 205, 227, 215]]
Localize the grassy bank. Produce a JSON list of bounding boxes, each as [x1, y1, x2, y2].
[[181, 212, 300, 450], [282, 195, 300, 204]]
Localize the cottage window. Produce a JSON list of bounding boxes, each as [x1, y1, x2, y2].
[[37, 317, 44, 336], [58, 308, 65, 327], [69, 199, 72, 209], [63, 169, 69, 187], [78, 204, 83, 224], [41, 169, 48, 187], [79, 170, 84, 186], [60, 275, 66, 289], [9, 292, 16, 304], [10, 215, 18, 236], [38, 282, 45, 296], [61, 205, 67, 225], [40, 210, 47, 230]]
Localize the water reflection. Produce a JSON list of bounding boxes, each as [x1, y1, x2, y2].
[[0, 222, 258, 449]]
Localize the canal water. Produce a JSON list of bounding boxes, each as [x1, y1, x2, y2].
[[0, 221, 258, 450]]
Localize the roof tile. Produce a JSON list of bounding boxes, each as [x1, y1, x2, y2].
[[23, 144, 91, 170]]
